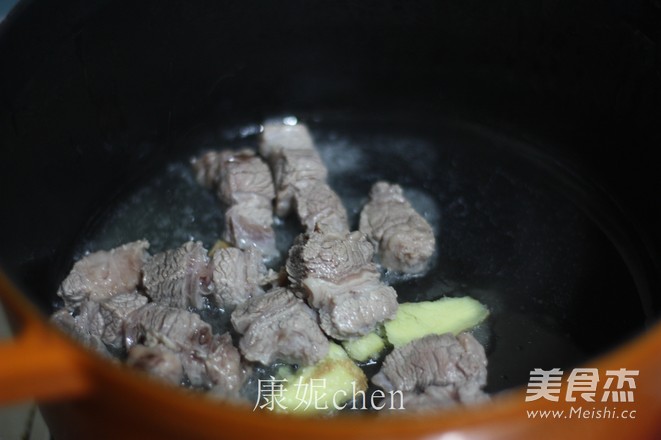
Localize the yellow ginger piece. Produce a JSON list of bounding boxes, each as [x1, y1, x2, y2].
[[342, 332, 386, 362], [274, 343, 367, 414], [384, 296, 489, 347]]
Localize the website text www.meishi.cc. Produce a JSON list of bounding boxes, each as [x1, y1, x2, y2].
[[527, 406, 636, 419]]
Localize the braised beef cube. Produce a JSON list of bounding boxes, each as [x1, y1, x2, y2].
[[231, 287, 329, 366], [126, 344, 184, 386], [206, 333, 251, 398], [294, 181, 349, 234], [191, 149, 277, 258], [211, 247, 266, 309], [223, 202, 276, 258], [259, 122, 328, 217], [215, 149, 275, 206], [267, 147, 328, 217], [372, 333, 489, 410], [286, 230, 398, 340], [259, 122, 317, 157], [215, 149, 277, 258], [286, 231, 374, 287], [98, 292, 149, 349], [124, 303, 215, 387], [50, 302, 110, 357], [57, 240, 150, 307], [124, 303, 212, 352], [123, 303, 248, 392], [360, 182, 435, 274], [317, 280, 397, 340], [142, 241, 212, 309], [259, 122, 348, 233]]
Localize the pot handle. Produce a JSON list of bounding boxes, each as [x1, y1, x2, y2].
[[0, 272, 92, 405]]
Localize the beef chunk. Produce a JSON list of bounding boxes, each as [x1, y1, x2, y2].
[[98, 292, 149, 349], [206, 333, 250, 398], [260, 122, 348, 233], [214, 149, 275, 206], [124, 303, 213, 353], [360, 182, 435, 273], [286, 231, 398, 340], [224, 203, 276, 258], [210, 247, 267, 309], [259, 121, 317, 157], [231, 287, 329, 366], [128, 335, 249, 399], [57, 240, 150, 307], [217, 150, 277, 257], [287, 231, 374, 289], [126, 344, 184, 386], [124, 303, 213, 386], [124, 303, 248, 393], [50, 309, 78, 334], [50, 301, 110, 356], [267, 147, 328, 217], [75, 301, 106, 348], [178, 332, 250, 396], [315, 279, 398, 340], [142, 241, 212, 309], [259, 122, 324, 217], [51, 291, 148, 354], [372, 333, 489, 410], [191, 149, 277, 258], [192, 148, 275, 203], [294, 181, 349, 234]]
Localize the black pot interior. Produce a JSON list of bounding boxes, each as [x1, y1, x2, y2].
[[1, 0, 660, 395]]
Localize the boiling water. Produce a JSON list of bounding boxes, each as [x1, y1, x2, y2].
[[70, 114, 641, 397]]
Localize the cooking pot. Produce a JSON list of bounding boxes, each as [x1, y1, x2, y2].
[[1, 1, 660, 439]]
